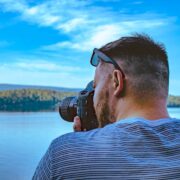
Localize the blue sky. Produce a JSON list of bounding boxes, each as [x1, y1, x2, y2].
[[0, 0, 179, 95]]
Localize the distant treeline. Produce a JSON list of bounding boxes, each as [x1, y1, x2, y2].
[[168, 95, 180, 107], [0, 89, 179, 112], [0, 89, 77, 112]]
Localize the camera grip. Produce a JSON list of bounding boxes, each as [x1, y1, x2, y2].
[[77, 92, 98, 131]]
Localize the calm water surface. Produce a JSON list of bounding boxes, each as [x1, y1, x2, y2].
[[0, 108, 179, 180], [0, 112, 73, 180]]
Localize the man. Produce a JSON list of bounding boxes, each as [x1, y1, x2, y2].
[[33, 34, 180, 179]]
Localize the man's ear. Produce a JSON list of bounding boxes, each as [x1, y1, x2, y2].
[[112, 70, 124, 96]]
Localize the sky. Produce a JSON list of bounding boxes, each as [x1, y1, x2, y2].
[[0, 0, 179, 95]]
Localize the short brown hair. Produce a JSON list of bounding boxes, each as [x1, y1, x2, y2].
[[100, 34, 169, 100]]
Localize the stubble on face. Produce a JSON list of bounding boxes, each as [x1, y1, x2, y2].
[[94, 62, 116, 127], [96, 86, 116, 128]]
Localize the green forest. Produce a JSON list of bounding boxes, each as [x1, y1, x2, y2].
[[0, 89, 77, 111], [0, 89, 179, 112]]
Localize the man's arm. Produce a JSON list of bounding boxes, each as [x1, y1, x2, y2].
[[32, 145, 52, 180], [33, 116, 82, 180]]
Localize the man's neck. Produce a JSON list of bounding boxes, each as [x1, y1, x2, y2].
[[115, 97, 170, 121]]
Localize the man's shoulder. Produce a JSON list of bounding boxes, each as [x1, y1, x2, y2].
[[52, 127, 105, 145], [51, 117, 180, 150], [50, 123, 117, 149]]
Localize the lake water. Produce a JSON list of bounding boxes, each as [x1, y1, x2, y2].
[[0, 108, 180, 180]]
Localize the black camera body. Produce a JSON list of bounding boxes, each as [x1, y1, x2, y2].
[[59, 81, 99, 131]]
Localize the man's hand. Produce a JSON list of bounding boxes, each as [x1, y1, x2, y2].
[[73, 116, 82, 132], [73, 116, 87, 132]]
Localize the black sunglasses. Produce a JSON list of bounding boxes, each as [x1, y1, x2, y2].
[[90, 48, 125, 78]]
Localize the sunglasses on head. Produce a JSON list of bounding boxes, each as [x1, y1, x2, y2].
[[90, 48, 125, 78]]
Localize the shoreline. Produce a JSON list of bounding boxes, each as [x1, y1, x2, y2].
[[0, 106, 179, 113]]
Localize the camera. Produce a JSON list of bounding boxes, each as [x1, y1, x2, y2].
[[59, 81, 99, 131]]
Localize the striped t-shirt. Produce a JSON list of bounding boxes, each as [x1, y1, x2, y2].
[[33, 117, 180, 179]]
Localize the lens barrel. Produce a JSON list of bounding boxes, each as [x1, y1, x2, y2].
[[59, 96, 77, 122]]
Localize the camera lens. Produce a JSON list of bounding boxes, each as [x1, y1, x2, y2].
[[59, 96, 77, 122]]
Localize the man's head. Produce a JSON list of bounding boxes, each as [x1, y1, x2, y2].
[[91, 34, 169, 127]]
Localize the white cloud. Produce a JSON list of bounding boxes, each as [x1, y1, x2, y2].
[[21, 4, 60, 26], [0, 59, 93, 87], [0, 0, 178, 90], [1, 60, 87, 72], [57, 18, 88, 33], [0, 60, 93, 88], [0, 0, 175, 52], [0, 0, 27, 12], [42, 19, 170, 51], [0, 66, 92, 88]]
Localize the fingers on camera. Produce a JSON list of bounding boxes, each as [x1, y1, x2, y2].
[[73, 116, 81, 132]]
